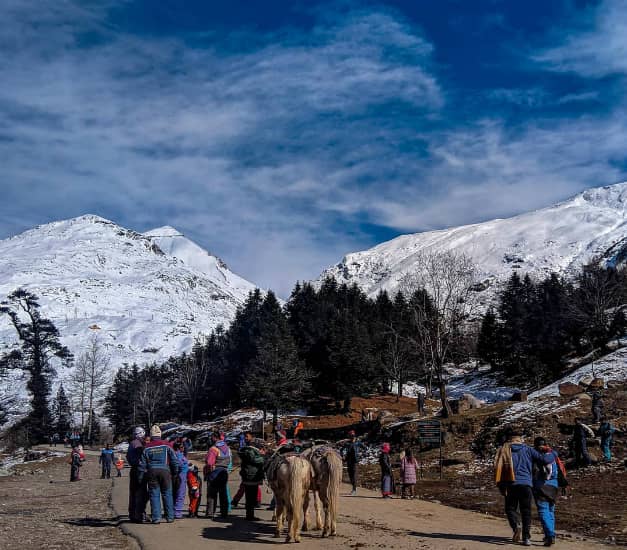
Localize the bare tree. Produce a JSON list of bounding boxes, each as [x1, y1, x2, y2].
[[400, 251, 478, 417], [70, 334, 111, 442], [381, 322, 413, 402], [137, 369, 166, 429], [179, 341, 211, 424]]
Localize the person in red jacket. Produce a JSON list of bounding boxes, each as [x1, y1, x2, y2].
[[187, 465, 202, 517]]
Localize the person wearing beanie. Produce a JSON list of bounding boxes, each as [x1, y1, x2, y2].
[[138, 425, 180, 524], [379, 442, 393, 498], [127, 426, 148, 523]]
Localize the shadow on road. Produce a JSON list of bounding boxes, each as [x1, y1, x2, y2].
[[63, 515, 126, 528], [409, 531, 512, 546]]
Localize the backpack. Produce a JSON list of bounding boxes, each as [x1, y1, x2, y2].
[[555, 455, 568, 488]]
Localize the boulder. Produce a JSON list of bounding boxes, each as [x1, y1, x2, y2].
[[579, 375, 594, 388], [462, 393, 483, 409], [510, 391, 528, 402], [576, 393, 592, 403], [558, 382, 585, 397]]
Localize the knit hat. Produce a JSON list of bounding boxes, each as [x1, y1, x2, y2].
[[150, 425, 162, 438], [133, 426, 145, 440]]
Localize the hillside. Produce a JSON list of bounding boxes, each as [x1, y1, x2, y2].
[[0, 215, 257, 410], [320, 182, 627, 301]]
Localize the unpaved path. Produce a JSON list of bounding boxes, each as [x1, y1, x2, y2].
[[0, 447, 136, 550], [111, 466, 614, 549]]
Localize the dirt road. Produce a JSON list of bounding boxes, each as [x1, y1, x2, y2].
[[0, 447, 136, 550], [111, 467, 615, 549]]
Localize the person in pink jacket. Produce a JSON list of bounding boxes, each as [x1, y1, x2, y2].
[[400, 448, 417, 499]]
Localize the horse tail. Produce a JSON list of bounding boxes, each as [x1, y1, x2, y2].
[[288, 457, 311, 541], [324, 451, 342, 532]]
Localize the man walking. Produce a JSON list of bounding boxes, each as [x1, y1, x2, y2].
[[204, 432, 231, 519], [138, 425, 180, 524], [495, 429, 554, 546], [598, 418, 616, 462], [127, 426, 148, 523], [344, 430, 362, 495], [573, 417, 595, 467], [99, 443, 115, 479]]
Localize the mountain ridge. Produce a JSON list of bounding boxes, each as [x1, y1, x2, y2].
[[319, 182, 627, 299]]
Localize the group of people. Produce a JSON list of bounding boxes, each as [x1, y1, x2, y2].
[[125, 425, 268, 525], [495, 430, 566, 547]]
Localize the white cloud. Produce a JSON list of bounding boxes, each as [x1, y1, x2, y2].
[[535, 0, 627, 77]]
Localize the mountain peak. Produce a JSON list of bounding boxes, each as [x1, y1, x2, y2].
[[319, 181, 627, 300], [144, 225, 183, 238]]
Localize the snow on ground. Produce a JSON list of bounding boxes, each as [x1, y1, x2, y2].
[[500, 346, 627, 423], [395, 369, 518, 404], [531, 346, 627, 398], [319, 182, 627, 303], [0, 449, 65, 477]]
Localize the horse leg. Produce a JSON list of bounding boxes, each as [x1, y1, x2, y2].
[[302, 490, 310, 532], [275, 499, 284, 538], [313, 490, 323, 531]]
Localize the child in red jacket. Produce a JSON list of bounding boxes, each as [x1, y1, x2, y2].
[[187, 465, 202, 517]]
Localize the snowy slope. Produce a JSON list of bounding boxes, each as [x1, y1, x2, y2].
[[0, 215, 257, 379], [320, 182, 627, 300]]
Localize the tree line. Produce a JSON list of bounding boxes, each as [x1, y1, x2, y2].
[[2, 252, 626, 444], [477, 265, 627, 386]]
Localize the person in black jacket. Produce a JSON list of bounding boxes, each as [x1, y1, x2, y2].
[[238, 442, 265, 520]]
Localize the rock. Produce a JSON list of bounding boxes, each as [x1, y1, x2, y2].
[[558, 382, 585, 397], [462, 393, 483, 409], [510, 391, 528, 402], [577, 393, 592, 403], [579, 375, 594, 387]]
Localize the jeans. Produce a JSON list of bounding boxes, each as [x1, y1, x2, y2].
[[574, 439, 591, 467], [601, 437, 612, 460], [505, 485, 533, 540], [347, 461, 358, 491], [129, 467, 147, 522], [101, 462, 111, 478], [148, 469, 174, 522], [536, 498, 556, 538], [208, 469, 229, 518]]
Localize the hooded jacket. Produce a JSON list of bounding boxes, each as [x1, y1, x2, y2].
[[510, 443, 554, 487], [138, 438, 180, 479], [238, 445, 265, 485]]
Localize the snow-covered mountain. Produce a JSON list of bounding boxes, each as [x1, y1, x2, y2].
[[0, 215, 257, 373], [320, 182, 627, 299]]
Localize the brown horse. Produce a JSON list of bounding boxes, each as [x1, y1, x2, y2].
[[303, 445, 342, 537], [266, 454, 316, 543]]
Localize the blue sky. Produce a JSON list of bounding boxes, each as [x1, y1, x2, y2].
[[1, 0, 627, 296]]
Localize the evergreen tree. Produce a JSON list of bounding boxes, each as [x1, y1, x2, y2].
[[104, 364, 140, 438], [0, 289, 72, 443], [477, 308, 500, 369], [240, 291, 311, 422], [52, 384, 72, 437]]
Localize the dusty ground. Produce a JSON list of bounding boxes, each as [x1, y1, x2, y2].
[[110, 466, 614, 550], [358, 383, 627, 546], [0, 448, 136, 550]]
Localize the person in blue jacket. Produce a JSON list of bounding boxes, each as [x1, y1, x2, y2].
[[138, 425, 181, 524], [99, 444, 115, 479], [496, 430, 555, 546], [533, 437, 559, 547]]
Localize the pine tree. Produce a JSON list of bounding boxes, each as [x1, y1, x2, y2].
[[240, 292, 311, 422], [52, 384, 72, 437], [477, 308, 500, 369], [0, 289, 72, 443]]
